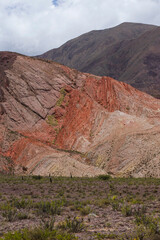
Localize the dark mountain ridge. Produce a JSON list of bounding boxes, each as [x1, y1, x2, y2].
[[38, 22, 160, 98]]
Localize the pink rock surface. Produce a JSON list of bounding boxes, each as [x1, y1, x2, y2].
[[0, 52, 160, 177]]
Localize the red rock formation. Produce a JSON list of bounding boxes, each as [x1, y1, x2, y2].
[[0, 52, 160, 177]]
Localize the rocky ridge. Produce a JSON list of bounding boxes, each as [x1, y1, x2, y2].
[[0, 51, 160, 177], [38, 22, 160, 98]]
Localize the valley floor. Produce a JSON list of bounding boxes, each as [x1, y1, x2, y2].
[[0, 175, 159, 240]]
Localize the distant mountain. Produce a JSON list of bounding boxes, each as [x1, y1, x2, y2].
[[1, 52, 160, 177], [38, 22, 160, 98]]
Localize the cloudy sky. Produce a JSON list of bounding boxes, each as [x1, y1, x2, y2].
[[0, 0, 160, 56]]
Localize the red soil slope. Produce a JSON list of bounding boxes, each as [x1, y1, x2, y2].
[[0, 52, 160, 177]]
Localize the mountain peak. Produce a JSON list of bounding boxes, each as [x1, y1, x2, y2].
[[37, 22, 159, 98]]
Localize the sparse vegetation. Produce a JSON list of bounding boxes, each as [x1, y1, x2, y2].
[[35, 200, 63, 216], [56, 88, 66, 106], [46, 115, 58, 126], [98, 174, 111, 180], [0, 227, 77, 240], [58, 216, 85, 233], [0, 175, 159, 239]]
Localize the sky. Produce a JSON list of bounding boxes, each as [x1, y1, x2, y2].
[[0, 0, 160, 56]]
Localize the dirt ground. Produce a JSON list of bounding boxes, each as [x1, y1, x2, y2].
[[0, 175, 159, 239]]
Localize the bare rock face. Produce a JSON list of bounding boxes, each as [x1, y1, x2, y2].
[[0, 51, 160, 177]]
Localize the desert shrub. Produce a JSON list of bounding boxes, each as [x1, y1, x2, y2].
[[98, 174, 111, 180], [95, 198, 110, 208], [120, 223, 160, 240], [109, 196, 121, 211], [2, 206, 17, 222], [135, 214, 153, 226], [79, 206, 91, 216], [135, 215, 160, 236], [0, 228, 77, 240], [10, 197, 32, 209], [58, 216, 85, 233], [95, 233, 106, 239], [42, 218, 55, 231], [95, 232, 117, 239], [121, 204, 132, 217], [133, 204, 146, 216], [32, 175, 43, 180], [71, 201, 83, 211], [17, 212, 29, 220], [35, 200, 64, 216], [111, 201, 120, 211], [0, 201, 30, 222]]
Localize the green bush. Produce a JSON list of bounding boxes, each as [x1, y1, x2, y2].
[[32, 175, 43, 180], [2, 206, 17, 222], [35, 200, 63, 216], [98, 175, 111, 180], [17, 212, 29, 220], [79, 206, 91, 216], [10, 197, 32, 209], [58, 216, 85, 233], [121, 204, 132, 217], [95, 198, 110, 208], [135, 215, 160, 236], [56, 88, 66, 107], [46, 115, 58, 127]]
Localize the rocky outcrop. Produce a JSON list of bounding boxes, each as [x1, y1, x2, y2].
[[0, 52, 160, 177]]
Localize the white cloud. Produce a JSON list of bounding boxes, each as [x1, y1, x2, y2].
[[0, 0, 160, 55]]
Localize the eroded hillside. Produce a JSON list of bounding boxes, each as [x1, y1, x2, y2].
[[0, 52, 160, 177]]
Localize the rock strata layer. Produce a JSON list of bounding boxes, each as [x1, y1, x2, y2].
[[0, 52, 160, 177]]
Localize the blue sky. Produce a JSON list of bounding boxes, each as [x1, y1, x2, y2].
[[52, 0, 59, 6], [0, 0, 160, 56]]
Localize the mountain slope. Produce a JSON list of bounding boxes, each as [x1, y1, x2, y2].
[[0, 51, 160, 177], [38, 22, 160, 98]]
